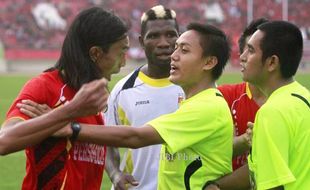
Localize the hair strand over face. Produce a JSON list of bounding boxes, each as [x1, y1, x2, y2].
[[53, 7, 128, 90]]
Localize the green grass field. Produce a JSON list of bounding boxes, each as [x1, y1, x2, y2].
[[0, 72, 309, 189]]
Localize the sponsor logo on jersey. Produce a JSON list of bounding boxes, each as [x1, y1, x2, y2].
[[135, 100, 150, 106]]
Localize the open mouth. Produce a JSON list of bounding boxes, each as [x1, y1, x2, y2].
[[240, 62, 246, 72], [170, 64, 178, 74]]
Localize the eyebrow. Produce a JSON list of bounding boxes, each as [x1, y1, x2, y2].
[[176, 42, 192, 47], [147, 28, 177, 34], [145, 30, 160, 37], [247, 43, 254, 50]]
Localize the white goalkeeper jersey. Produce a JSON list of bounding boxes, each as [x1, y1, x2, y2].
[[105, 68, 184, 190]]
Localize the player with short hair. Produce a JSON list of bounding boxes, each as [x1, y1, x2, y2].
[[104, 5, 184, 190], [218, 18, 269, 170], [205, 17, 269, 190], [244, 20, 310, 190]]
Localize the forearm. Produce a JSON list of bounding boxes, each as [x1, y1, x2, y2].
[[0, 104, 74, 155], [216, 164, 250, 190], [0, 78, 109, 155], [78, 124, 163, 149]]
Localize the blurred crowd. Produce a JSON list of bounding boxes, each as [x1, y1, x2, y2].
[[0, 0, 310, 64]]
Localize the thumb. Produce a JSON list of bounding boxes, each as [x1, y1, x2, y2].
[[126, 175, 139, 186], [247, 121, 254, 129]]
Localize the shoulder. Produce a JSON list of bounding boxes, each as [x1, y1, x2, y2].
[[26, 70, 62, 87], [112, 69, 142, 91], [184, 89, 229, 114], [218, 83, 246, 96], [22, 73, 49, 91], [266, 82, 309, 111]]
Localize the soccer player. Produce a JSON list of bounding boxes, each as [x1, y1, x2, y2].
[[243, 21, 310, 190], [219, 18, 268, 169], [203, 18, 269, 190], [1, 7, 128, 190], [202, 18, 269, 190], [104, 5, 184, 190]]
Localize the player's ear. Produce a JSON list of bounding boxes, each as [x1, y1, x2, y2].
[[203, 56, 218, 71], [89, 46, 103, 63], [265, 55, 279, 72], [139, 35, 145, 49]]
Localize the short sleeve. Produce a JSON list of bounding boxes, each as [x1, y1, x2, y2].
[[148, 100, 225, 154], [6, 77, 46, 121], [253, 106, 295, 189]]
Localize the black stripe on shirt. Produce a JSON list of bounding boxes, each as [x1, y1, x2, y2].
[[184, 157, 202, 190], [34, 137, 62, 163], [121, 66, 143, 90], [291, 93, 310, 109], [37, 149, 67, 189], [216, 92, 223, 98]]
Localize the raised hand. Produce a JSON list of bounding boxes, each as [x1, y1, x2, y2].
[[66, 78, 109, 118], [245, 122, 254, 147]]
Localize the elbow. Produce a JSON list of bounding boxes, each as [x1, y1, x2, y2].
[[115, 127, 153, 149], [0, 149, 10, 156], [122, 136, 146, 149], [0, 143, 11, 156], [0, 135, 6, 155], [0, 133, 14, 156], [128, 142, 144, 149], [0, 146, 4, 156]]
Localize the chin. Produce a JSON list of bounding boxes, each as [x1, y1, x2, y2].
[[169, 76, 179, 85], [241, 74, 248, 82], [102, 73, 111, 81]]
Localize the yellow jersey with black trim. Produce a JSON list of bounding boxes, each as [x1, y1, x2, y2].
[[148, 88, 233, 190], [248, 81, 310, 190], [105, 69, 184, 190]]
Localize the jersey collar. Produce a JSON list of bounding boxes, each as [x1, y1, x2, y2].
[[138, 71, 172, 87], [246, 82, 253, 99]]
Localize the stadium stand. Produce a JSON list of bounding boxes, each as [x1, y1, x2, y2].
[[0, 0, 309, 66]]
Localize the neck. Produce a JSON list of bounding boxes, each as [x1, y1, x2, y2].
[[258, 77, 294, 97], [183, 80, 216, 99], [141, 62, 171, 79], [248, 83, 266, 106]]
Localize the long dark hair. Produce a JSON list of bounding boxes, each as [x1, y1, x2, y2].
[[54, 7, 128, 90]]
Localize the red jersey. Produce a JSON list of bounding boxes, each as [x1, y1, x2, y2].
[[6, 70, 106, 190], [218, 82, 260, 170]]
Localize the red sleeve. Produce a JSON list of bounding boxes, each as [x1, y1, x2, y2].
[[6, 76, 47, 121]]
